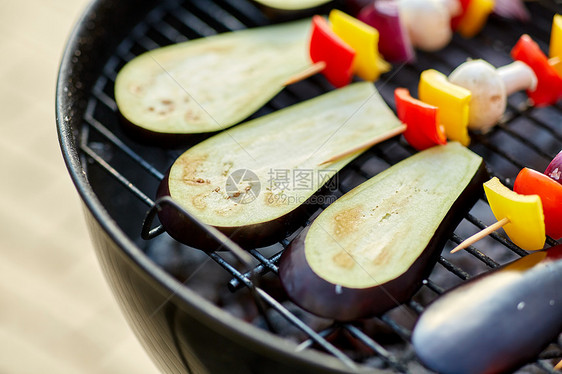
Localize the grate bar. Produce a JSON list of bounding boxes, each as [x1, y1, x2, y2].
[[208, 252, 359, 371], [81, 144, 155, 207], [228, 250, 282, 291], [522, 112, 562, 145], [497, 124, 559, 161], [84, 115, 165, 181], [190, 0, 247, 31], [437, 257, 471, 281], [422, 279, 444, 295], [295, 327, 337, 352], [381, 313, 414, 341], [91, 77, 118, 112], [344, 324, 409, 373], [449, 233, 500, 268]]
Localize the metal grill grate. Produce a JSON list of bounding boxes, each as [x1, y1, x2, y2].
[[79, 0, 562, 372]]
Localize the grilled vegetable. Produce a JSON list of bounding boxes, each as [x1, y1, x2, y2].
[[493, 0, 530, 22], [114, 20, 310, 137], [157, 82, 403, 250], [454, 0, 495, 38], [358, 0, 415, 63], [545, 150, 562, 185], [413, 244, 562, 374], [279, 143, 487, 321], [309, 15, 356, 88], [511, 34, 562, 106], [514, 167, 562, 240], [329, 9, 390, 82], [448, 59, 537, 132], [551, 14, 562, 61], [418, 69, 471, 145], [484, 177, 545, 251], [394, 87, 446, 150], [397, 0, 456, 52], [252, 0, 331, 10]]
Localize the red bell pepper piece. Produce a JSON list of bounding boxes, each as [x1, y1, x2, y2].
[[511, 34, 562, 106], [394, 88, 447, 151], [451, 0, 471, 30], [514, 167, 562, 240], [309, 15, 356, 88]]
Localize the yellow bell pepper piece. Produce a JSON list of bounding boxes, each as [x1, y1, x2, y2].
[[550, 14, 562, 60], [456, 0, 495, 38], [483, 177, 545, 251], [329, 9, 390, 82], [550, 15, 562, 78], [418, 69, 471, 146], [550, 57, 562, 77]]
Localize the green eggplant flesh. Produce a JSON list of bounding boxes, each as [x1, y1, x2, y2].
[[279, 142, 488, 320], [115, 20, 310, 136], [157, 82, 403, 250]]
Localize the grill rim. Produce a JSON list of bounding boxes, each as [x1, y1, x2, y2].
[[55, 0, 379, 372]]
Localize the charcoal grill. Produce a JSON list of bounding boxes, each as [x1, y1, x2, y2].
[[57, 0, 562, 373]]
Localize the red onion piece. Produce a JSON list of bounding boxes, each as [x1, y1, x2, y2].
[[346, 0, 373, 15], [493, 0, 530, 22], [545, 151, 562, 185], [358, 0, 415, 63]]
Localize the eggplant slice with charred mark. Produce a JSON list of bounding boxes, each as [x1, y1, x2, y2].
[[157, 82, 403, 250], [412, 244, 562, 374], [279, 142, 488, 321], [115, 19, 310, 137]]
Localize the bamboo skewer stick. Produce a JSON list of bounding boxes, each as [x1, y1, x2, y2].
[[554, 359, 562, 371], [318, 125, 408, 166], [284, 61, 327, 86], [450, 217, 511, 253]]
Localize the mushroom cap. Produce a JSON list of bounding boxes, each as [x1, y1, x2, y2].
[[449, 59, 507, 132], [398, 0, 453, 51]]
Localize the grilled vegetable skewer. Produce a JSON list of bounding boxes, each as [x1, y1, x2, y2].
[[452, 150, 562, 253]]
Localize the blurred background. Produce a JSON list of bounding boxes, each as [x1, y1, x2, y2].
[[0, 1, 159, 372]]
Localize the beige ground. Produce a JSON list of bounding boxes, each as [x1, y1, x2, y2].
[[0, 1, 159, 373]]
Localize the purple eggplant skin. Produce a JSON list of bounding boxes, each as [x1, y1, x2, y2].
[[118, 112, 213, 148], [156, 171, 325, 251], [278, 162, 489, 321], [412, 245, 562, 374]]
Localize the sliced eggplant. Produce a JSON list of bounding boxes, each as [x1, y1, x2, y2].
[[279, 143, 488, 321], [115, 20, 310, 137], [157, 82, 403, 250], [412, 245, 562, 374]]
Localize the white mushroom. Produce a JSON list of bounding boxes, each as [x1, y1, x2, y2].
[[448, 59, 537, 132], [398, 0, 460, 51]]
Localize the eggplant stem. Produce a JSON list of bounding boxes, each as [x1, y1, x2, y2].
[[451, 217, 511, 253], [318, 124, 407, 165], [283, 61, 326, 86]]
